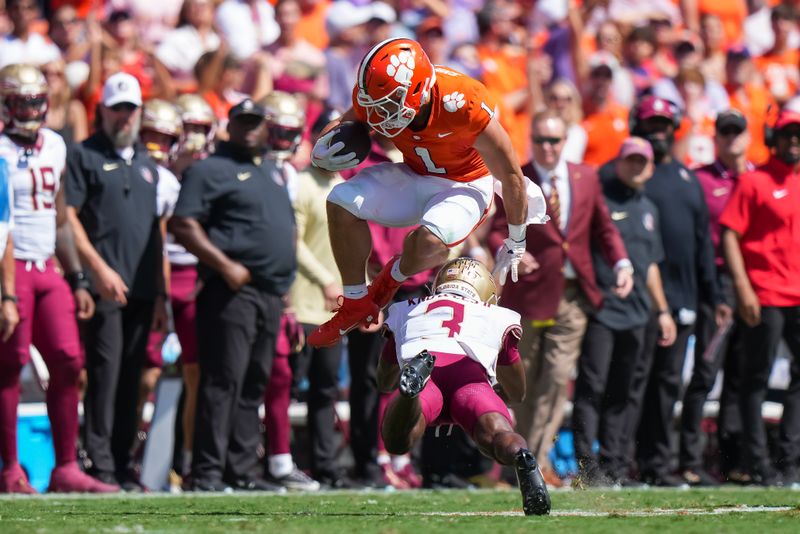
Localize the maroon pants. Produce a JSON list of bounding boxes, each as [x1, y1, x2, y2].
[[0, 260, 82, 467], [264, 314, 301, 456], [144, 265, 199, 368]]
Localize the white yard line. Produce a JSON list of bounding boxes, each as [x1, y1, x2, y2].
[[417, 506, 795, 517]]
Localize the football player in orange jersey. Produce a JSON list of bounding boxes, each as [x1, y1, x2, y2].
[[308, 38, 547, 348]]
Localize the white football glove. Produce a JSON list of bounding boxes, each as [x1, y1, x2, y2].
[[492, 237, 526, 285], [311, 130, 359, 171]]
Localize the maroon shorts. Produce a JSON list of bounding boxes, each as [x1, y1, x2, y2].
[[419, 352, 511, 437], [0, 259, 82, 369], [170, 265, 198, 364]]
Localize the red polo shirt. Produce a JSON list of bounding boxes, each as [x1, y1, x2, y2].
[[720, 156, 800, 306]]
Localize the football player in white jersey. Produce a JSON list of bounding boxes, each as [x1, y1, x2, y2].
[[0, 158, 17, 343], [378, 258, 551, 515], [138, 98, 182, 439], [0, 63, 117, 493], [168, 93, 214, 486]]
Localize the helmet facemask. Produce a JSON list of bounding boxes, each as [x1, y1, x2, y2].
[[357, 84, 416, 138], [3, 93, 48, 140]]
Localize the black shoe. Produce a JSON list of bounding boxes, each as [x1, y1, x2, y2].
[[354, 463, 389, 489], [749, 463, 779, 486], [116, 472, 145, 493], [422, 473, 475, 490], [778, 464, 799, 487], [227, 477, 286, 493], [399, 350, 436, 398], [191, 478, 232, 492], [641, 471, 688, 488], [514, 449, 551, 516], [680, 468, 720, 487], [315, 471, 364, 490]]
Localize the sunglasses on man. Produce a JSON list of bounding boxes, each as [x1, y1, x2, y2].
[[532, 136, 563, 146]]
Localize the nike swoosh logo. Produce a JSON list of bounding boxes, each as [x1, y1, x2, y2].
[[773, 189, 788, 199], [437, 132, 454, 138], [713, 187, 728, 197], [611, 211, 628, 221], [103, 163, 119, 171], [237, 172, 252, 181]]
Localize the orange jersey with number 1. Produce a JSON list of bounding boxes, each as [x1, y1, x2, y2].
[[352, 66, 497, 183]]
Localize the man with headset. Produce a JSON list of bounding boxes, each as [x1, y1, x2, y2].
[[621, 96, 732, 486]]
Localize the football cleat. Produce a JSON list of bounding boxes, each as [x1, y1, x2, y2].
[[48, 462, 120, 493], [0, 463, 37, 494], [368, 256, 403, 309], [514, 449, 551, 516], [307, 296, 379, 348], [399, 350, 436, 398]]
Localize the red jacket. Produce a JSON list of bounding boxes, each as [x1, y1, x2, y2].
[[488, 162, 628, 320]]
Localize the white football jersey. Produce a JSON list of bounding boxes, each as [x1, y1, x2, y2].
[[386, 293, 522, 380], [0, 129, 66, 262], [156, 165, 197, 266], [0, 158, 13, 256]]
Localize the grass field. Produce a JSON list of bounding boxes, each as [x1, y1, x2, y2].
[[1, 487, 799, 533]]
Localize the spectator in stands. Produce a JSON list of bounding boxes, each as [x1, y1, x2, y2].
[[679, 110, 753, 486], [415, 17, 448, 66], [170, 99, 295, 492], [753, 4, 799, 104], [623, 25, 659, 95], [324, 1, 370, 112], [488, 111, 632, 488], [542, 78, 586, 164], [725, 46, 777, 166], [265, 0, 328, 102], [43, 58, 89, 146], [580, 53, 630, 168], [109, 0, 183, 48], [66, 73, 168, 491], [48, 5, 90, 68], [721, 109, 800, 487], [104, 9, 175, 101], [215, 0, 280, 62], [156, 0, 221, 94], [573, 137, 676, 487], [625, 95, 731, 487], [698, 13, 727, 84], [0, 0, 61, 68], [672, 67, 718, 167], [476, 1, 534, 162]]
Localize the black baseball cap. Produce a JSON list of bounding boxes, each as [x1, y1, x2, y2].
[[229, 98, 266, 121], [715, 110, 747, 132]]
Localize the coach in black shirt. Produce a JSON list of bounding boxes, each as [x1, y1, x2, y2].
[[170, 99, 296, 492], [618, 97, 731, 486], [65, 73, 166, 490], [572, 138, 676, 485]]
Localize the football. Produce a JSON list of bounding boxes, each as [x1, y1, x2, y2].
[[329, 121, 372, 163]]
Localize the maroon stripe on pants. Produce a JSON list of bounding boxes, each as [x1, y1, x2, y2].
[[0, 259, 82, 467], [264, 315, 293, 456], [170, 265, 198, 364]]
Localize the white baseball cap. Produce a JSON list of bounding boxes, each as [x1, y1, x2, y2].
[[102, 72, 142, 107]]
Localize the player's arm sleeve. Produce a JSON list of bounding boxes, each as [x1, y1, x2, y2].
[[64, 145, 87, 209], [172, 163, 211, 222], [464, 79, 498, 137]]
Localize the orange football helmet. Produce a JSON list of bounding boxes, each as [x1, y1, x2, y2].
[[356, 38, 435, 138]]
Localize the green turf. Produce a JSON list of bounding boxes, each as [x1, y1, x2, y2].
[[0, 488, 798, 533]]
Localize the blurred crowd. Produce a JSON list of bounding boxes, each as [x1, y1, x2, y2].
[[0, 0, 798, 494]]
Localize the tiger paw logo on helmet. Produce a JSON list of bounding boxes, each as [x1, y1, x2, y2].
[[386, 51, 415, 85], [443, 92, 465, 112]]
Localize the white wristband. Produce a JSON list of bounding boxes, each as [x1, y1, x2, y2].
[[508, 223, 526, 242]]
